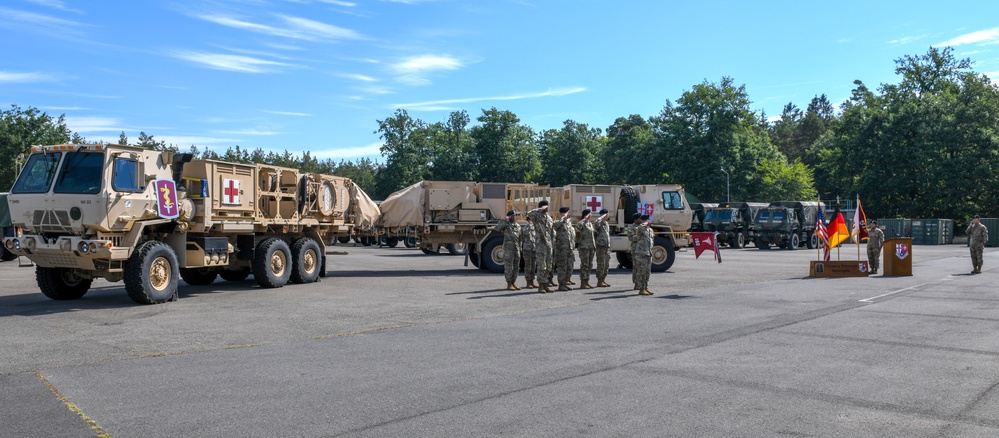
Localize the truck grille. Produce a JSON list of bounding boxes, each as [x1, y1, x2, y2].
[[32, 209, 72, 232]]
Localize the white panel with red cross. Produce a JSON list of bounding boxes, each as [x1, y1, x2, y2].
[[222, 178, 241, 205], [581, 195, 602, 213]]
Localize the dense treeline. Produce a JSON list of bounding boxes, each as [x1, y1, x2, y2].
[[2, 48, 997, 227]]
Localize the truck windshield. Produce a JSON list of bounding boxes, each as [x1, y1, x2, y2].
[[11, 153, 62, 194], [757, 211, 770, 220], [772, 211, 786, 220], [661, 191, 684, 210], [53, 152, 104, 194]]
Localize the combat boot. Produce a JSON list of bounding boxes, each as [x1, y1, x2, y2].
[[566, 279, 576, 285], [639, 289, 654, 296], [597, 279, 610, 287], [580, 280, 594, 289], [634, 283, 640, 291], [538, 286, 547, 294], [526, 281, 536, 289], [544, 285, 555, 293], [512, 283, 522, 290], [557, 282, 570, 292], [506, 283, 517, 291]]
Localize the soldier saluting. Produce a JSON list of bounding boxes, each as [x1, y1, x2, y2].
[[574, 209, 595, 289], [592, 208, 612, 287], [630, 214, 655, 295], [553, 207, 575, 291], [527, 200, 555, 293], [493, 210, 522, 290], [521, 216, 537, 289], [866, 220, 885, 275], [967, 215, 989, 274]]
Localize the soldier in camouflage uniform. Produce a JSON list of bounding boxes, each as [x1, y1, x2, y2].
[[527, 200, 555, 293], [630, 214, 655, 295], [593, 208, 612, 287], [866, 220, 885, 275], [493, 210, 522, 290], [566, 211, 576, 286], [553, 207, 575, 291], [521, 216, 537, 288], [967, 215, 989, 274], [574, 209, 596, 289], [627, 213, 642, 290]]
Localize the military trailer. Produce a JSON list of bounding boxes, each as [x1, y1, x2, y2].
[[3, 144, 380, 304], [753, 201, 824, 250], [689, 203, 717, 233], [377, 181, 693, 274], [703, 202, 769, 248]]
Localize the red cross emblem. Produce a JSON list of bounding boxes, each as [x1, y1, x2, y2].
[[223, 178, 240, 205], [637, 203, 654, 217], [584, 196, 602, 212]]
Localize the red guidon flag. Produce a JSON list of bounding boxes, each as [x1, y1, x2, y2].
[[690, 232, 722, 263]]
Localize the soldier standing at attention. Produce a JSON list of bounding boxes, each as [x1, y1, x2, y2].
[[527, 200, 555, 293], [630, 214, 655, 295], [593, 209, 612, 287], [574, 209, 596, 289], [628, 213, 642, 290], [493, 210, 522, 290], [566, 210, 577, 286], [866, 220, 885, 275], [521, 216, 537, 289], [553, 207, 575, 291], [967, 215, 989, 274]]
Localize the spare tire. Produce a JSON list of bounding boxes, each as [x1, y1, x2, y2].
[[620, 187, 640, 221]]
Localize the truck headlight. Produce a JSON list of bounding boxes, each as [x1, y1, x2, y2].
[[79, 241, 90, 253], [13, 239, 21, 251]]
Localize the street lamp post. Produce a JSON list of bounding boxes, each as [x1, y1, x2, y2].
[[720, 167, 730, 203]]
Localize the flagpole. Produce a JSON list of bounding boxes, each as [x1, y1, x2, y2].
[[856, 195, 861, 261], [817, 196, 821, 261]]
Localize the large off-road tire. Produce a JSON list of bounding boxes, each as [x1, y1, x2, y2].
[[385, 237, 399, 248], [480, 237, 504, 273], [180, 267, 218, 285], [620, 187, 640, 221], [253, 238, 292, 288], [125, 241, 179, 305], [1, 247, 18, 261], [734, 232, 746, 249], [337, 236, 351, 244], [36, 267, 92, 300], [220, 267, 252, 282], [420, 245, 438, 255], [290, 237, 322, 284], [807, 233, 818, 250], [469, 248, 482, 269], [616, 251, 633, 270], [650, 236, 676, 272], [404, 236, 418, 248], [360, 236, 373, 246], [786, 234, 800, 250], [378, 235, 388, 246], [447, 242, 469, 256]]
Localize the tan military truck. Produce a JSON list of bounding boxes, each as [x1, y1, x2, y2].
[[3, 144, 379, 304], [377, 181, 692, 273]]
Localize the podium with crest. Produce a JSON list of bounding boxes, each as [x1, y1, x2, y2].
[[882, 238, 913, 276]]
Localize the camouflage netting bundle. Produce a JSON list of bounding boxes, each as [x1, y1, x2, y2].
[[377, 181, 425, 228]]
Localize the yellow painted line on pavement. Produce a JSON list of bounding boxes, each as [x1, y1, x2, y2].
[[35, 371, 110, 438]]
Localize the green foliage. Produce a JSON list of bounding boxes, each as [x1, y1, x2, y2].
[[754, 158, 816, 202], [539, 120, 605, 186], [470, 108, 540, 183], [651, 77, 782, 202], [0, 105, 73, 190], [603, 115, 656, 185], [373, 109, 432, 199]]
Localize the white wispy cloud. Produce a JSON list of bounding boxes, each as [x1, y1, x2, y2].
[[214, 129, 281, 136], [392, 87, 588, 110], [341, 73, 378, 82], [171, 51, 294, 73], [24, 0, 83, 13], [313, 142, 382, 159], [195, 13, 364, 42], [42, 106, 87, 111], [986, 71, 999, 81], [0, 7, 86, 33], [889, 34, 928, 45], [938, 28, 999, 46], [64, 116, 121, 133], [319, 0, 357, 6], [391, 54, 464, 85], [0, 71, 58, 83], [156, 135, 245, 147], [263, 110, 313, 117]]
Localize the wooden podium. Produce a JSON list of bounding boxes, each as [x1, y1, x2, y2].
[[882, 238, 913, 276]]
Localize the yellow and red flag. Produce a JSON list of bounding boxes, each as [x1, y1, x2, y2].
[[827, 210, 851, 248]]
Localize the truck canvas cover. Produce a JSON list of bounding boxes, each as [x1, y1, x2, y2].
[[349, 184, 382, 228], [377, 181, 425, 228]]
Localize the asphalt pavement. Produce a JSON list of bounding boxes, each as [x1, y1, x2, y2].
[[1, 243, 998, 437]]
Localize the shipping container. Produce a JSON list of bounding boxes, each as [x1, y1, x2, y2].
[[977, 218, 999, 247], [911, 219, 954, 245], [876, 218, 912, 239]]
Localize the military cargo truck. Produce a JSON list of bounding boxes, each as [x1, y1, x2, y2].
[[689, 203, 717, 233], [753, 201, 824, 250], [3, 144, 380, 304], [0, 193, 21, 261], [377, 181, 693, 273], [703, 202, 769, 248]]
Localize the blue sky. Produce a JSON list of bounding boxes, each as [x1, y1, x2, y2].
[[2, 0, 998, 162]]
